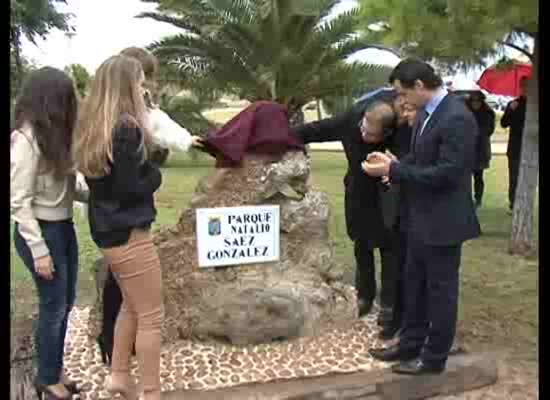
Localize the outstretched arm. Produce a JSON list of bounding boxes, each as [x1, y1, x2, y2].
[[148, 108, 196, 152], [292, 108, 356, 144]]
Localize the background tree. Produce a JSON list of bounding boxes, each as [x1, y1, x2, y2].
[[64, 63, 92, 98], [138, 0, 389, 126], [357, 0, 538, 255], [322, 64, 392, 115], [10, 0, 73, 91], [10, 51, 35, 105]]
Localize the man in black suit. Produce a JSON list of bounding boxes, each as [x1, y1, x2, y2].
[[292, 89, 408, 327], [363, 59, 481, 375], [501, 76, 529, 213], [379, 103, 415, 340]]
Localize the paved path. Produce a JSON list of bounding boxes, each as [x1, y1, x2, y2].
[[309, 141, 508, 155]]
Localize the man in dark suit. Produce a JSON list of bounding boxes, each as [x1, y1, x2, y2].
[[501, 76, 529, 213], [379, 103, 415, 340], [363, 59, 481, 375], [292, 89, 408, 327], [465, 92, 496, 209]]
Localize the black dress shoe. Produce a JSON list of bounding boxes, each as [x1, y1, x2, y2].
[[358, 299, 373, 317], [379, 324, 402, 340], [391, 358, 445, 375], [377, 306, 393, 326], [369, 344, 419, 362]]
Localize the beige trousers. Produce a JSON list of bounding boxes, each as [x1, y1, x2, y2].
[[101, 229, 164, 397]]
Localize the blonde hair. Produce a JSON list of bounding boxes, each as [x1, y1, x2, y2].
[[72, 55, 151, 177]]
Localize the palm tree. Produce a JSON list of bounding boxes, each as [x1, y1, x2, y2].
[[138, 0, 390, 125], [321, 63, 392, 116]]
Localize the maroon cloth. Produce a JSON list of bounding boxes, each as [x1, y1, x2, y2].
[[203, 101, 305, 167]]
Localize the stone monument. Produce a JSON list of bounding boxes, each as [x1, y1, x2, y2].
[[88, 102, 358, 346]]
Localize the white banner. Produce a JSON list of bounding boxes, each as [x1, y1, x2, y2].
[[195, 205, 280, 268]]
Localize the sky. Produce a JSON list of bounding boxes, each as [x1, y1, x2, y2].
[[20, 0, 399, 73], [21, 0, 531, 86]]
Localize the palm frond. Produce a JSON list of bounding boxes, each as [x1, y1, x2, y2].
[[143, 0, 389, 119], [136, 11, 201, 34]]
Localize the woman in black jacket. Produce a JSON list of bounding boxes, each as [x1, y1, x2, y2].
[[72, 55, 163, 400], [466, 91, 495, 208]]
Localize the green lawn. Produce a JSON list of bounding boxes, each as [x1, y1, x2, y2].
[[10, 152, 537, 361]]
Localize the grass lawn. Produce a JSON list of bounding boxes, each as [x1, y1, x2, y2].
[[10, 152, 537, 363]]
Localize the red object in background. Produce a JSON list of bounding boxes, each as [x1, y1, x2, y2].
[[477, 62, 532, 98]]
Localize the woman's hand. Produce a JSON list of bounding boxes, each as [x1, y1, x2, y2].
[[191, 136, 205, 148], [34, 255, 54, 280]]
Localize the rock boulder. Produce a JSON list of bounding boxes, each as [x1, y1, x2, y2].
[[89, 151, 357, 346]]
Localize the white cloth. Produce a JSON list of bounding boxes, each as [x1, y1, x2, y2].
[[74, 108, 194, 220], [147, 107, 193, 152]]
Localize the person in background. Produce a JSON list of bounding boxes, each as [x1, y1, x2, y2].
[[119, 47, 203, 158], [72, 55, 163, 400], [501, 76, 529, 213], [11, 67, 88, 400], [466, 91, 495, 210], [292, 89, 408, 330]]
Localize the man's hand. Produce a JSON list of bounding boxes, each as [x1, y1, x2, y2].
[[385, 150, 398, 161], [362, 151, 392, 177], [34, 255, 54, 280], [191, 136, 205, 148]]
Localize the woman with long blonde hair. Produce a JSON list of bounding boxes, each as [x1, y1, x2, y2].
[[73, 55, 163, 400], [94, 47, 204, 368]]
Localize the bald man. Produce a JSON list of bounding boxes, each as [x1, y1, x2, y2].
[[293, 89, 408, 328]]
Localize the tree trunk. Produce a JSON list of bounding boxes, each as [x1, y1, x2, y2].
[[316, 99, 322, 121], [509, 33, 539, 256]]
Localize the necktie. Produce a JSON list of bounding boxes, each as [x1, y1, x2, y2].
[[410, 109, 429, 151], [418, 109, 430, 137]]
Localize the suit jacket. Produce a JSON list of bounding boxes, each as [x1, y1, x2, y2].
[[501, 96, 526, 159], [292, 90, 398, 246], [471, 106, 495, 170], [389, 94, 481, 246], [392, 125, 413, 233]]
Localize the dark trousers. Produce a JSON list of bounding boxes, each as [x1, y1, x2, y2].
[[14, 220, 79, 385], [390, 230, 408, 329], [508, 156, 520, 209], [100, 270, 123, 363], [354, 237, 399, 309], [472, 170, 484, 205], [398, 236, 461, 367]]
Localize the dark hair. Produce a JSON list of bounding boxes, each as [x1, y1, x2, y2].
[[120, 47, 159, 80], [13, 67, 78, 178], [365, 101, 396, 138], [469, 91, 486, 101], [389, 58, 443, 89], [465, 91, 490, 112]]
